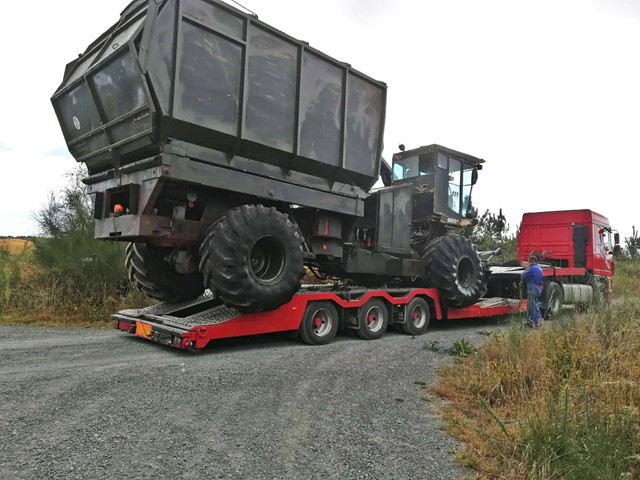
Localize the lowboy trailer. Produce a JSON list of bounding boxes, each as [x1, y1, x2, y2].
[[113, 208, 618, 352], [113, 287, 525, 352]]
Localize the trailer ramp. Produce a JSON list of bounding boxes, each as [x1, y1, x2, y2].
[[113, 291, 244, 350], [113, 288, 324, 351]]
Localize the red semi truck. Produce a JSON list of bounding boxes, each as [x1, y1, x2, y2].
[[488, 209, 617, 318], [114, 209, 617, 351]]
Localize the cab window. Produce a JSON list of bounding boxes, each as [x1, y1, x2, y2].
[[462, 167, 474, 216], [393, 155, 434, 180], [448, 158, 461, 214]]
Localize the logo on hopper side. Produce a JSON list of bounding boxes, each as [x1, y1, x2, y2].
[[73, 116, 81, 130]]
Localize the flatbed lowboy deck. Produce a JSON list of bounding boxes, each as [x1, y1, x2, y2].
[[113, 286, 525, 351]]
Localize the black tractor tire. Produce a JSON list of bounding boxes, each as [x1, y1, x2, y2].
[[356, 299, 389, 340], [401, 297, 431, 336], [198, 216, 226, 290], [125, 243, 205, 303], [544, 282, 563, 319], [422, 235, 487, 308], [200, 205, 305, 312], [298, 301, 339, 346]]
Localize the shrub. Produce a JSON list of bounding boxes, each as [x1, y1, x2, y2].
[[0, 167, 144, 324]]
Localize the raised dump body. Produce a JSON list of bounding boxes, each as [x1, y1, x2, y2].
[[52, 0, 386, 192]]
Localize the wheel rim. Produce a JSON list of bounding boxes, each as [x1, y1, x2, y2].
[[410, 304, 427, 329], [457, 257, 474, 288], [311, 308, 333, 337], [249, 236, 286, 285], [364, 306, 385, 333]]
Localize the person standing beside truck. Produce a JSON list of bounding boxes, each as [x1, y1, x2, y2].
[[523, 254, 544, 328]]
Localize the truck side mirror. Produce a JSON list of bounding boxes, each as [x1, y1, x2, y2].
[[472, 168, 479, 185], [614, 233, 620, 245]]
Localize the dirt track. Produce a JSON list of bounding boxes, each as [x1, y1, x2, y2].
[[0, 319, 508, 479]]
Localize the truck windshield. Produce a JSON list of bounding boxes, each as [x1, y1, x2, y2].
[[393, 155, 434, 180]]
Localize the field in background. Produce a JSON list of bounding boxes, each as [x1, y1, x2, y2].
[[435, 261, 640, 480], [0, 239, 33, 254]]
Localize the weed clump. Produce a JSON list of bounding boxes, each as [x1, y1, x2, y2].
[[434, 298, 640, 479]]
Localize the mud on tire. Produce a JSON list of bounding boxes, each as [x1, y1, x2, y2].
[[200, 205, 305, 312], [422, 235, 487, 308], [126, 243, 204, 303]]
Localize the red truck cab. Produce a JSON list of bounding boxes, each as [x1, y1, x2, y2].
[[508, 209, 618, 312], [518, 210, 615, 277]]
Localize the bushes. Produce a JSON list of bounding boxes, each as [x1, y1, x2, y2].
[[0, 247, 22, 307], [0, 167, 145, 325], [614, 258, 640, 299]]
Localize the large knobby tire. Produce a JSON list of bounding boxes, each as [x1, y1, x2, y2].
[[125, 243, 204, 303], [422, 235, 486, 308], [201, 205, 305, 312]]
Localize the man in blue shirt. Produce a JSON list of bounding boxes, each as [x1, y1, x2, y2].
[[522, 254, 544, 327]]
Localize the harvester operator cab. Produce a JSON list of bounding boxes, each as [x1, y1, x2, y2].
[[391, 145, 484, 224]]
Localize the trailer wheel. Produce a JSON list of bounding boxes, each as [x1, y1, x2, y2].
[[298, 301, 339, 346], [356, 299, 389, 340], [422, 235, 486, 307], [545, 282, 563, 319], [201, 205, 305, 312], [401, 297, 431, 336], [125, 243, 204, 303]]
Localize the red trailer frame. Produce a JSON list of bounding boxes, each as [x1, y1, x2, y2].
[[113, 287, 525, 351]]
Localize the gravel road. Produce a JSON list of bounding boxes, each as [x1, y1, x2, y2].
[[0, 318, 509, 480]]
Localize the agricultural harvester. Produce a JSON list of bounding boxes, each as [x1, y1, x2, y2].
[[52, 0, 489, 314]]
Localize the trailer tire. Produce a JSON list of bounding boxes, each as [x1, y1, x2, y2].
[[401, 297, 431, 336], [201, 205, 305, 312], [422, 235, 486, 307], [298, 301, 339, 346], [356, 299, 389, 340], [125, 243, 204, 303], [545, 282, 563, 319]]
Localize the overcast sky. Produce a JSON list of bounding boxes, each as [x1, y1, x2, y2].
[[0, 0, 638, 238]]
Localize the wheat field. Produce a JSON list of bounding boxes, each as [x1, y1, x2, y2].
[[0, 239, 34, 254]]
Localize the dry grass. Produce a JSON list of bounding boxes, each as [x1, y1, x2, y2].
[[434, 271, 640, 479], [0, 239, 33, 254]]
